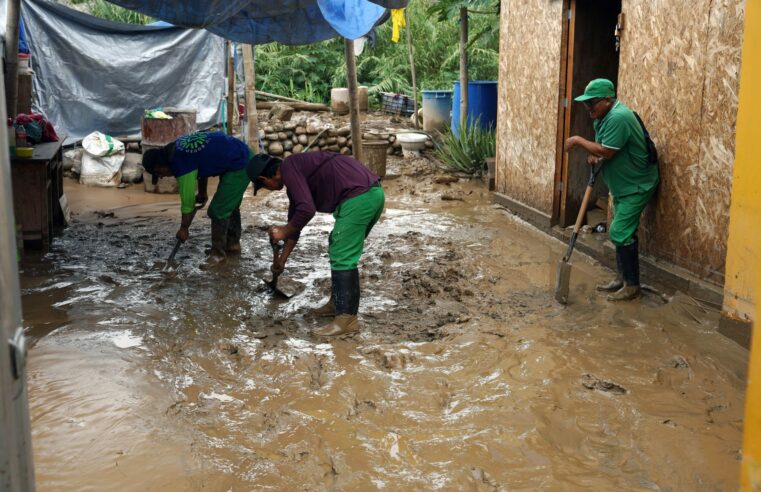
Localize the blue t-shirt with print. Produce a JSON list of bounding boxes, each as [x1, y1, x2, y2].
[[169, 131, 250, 178]]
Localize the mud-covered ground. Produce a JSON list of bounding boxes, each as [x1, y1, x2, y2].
[[21, 154, 748, 491]]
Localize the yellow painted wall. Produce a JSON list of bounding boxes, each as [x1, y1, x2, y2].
[[738, 2, 761, 490], [724, 0, 761, 325]]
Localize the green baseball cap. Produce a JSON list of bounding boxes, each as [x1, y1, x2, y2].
[[574, 78, 616, 102]]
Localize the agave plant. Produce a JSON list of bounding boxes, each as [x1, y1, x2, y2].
[[433, 119, 496, 175]]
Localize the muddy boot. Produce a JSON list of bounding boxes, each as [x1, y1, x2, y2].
[[313, 269, 360, 337], [226, 209, 242, 254], [203, 218, 228, 269], [309, 295, 336, 317], [607, 241, 641, 301], [597, 247, 623, 292]]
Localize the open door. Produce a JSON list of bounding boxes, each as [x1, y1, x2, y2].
[[553, 0, 621, 227]]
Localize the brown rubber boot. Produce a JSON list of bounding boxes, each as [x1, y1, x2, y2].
[[202, 219, 228, 269], [309, 296, 336, 317], [607, 284, 641, 301], [598, 245, 624, 292], [313, 314, 359, 337], [225, 209, 242, 255]]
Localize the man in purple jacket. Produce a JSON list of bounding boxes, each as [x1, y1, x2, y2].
[[255, 151, 385, 337]]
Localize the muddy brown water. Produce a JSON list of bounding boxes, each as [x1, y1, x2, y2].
[[21, 156, 747, 491]]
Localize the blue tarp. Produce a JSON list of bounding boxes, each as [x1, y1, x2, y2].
[[105, 0, 408, 44]]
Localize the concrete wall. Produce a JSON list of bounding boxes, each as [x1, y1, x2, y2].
[[724, 0, 760, 325]]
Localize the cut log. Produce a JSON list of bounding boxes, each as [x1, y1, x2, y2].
[[255, 101, 330, 112]]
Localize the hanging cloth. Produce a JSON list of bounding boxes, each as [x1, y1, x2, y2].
[[391, 8, 405, 43]]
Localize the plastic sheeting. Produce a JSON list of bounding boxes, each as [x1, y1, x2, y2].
[[19, 0, 226, 144], [104, 0, 408, 45]]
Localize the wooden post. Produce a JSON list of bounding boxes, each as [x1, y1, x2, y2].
[[241, 44, 259, 150], [226, 41, 235, 135], [405, 9, 419, 129], [344, 38, 363, 162], [459, 7, 469, 131], [4, 0, 21, 118]]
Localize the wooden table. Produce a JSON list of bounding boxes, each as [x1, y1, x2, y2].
[[11, 140, 65, 250]]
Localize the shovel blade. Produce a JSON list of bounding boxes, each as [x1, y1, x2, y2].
[[554, 259, 571, 304], [261, 273, 294, 299]]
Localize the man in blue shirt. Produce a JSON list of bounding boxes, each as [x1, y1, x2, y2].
[[142, 131, 269, 267]]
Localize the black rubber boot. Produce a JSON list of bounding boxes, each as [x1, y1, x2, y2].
[[597, 247, 623, 292], [314, 269, 360, 336], [608, 240, 641, 301], [203, 218, 229, 268], [226, 209, 242, 254]]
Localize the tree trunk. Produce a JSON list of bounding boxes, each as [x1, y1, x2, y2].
[[344, 39, 363, 162], [241, 44, 259, 150], [459, 7, 469, 131]]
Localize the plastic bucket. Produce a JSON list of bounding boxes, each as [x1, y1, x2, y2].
[[451, 81, 498, 137], [421, 90, 453, 132], [361, 140, 388, 177]]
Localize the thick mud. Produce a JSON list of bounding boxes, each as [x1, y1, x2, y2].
[[22, 155, 747, 491]]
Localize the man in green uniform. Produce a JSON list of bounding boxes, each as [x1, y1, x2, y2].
[[142, 131, 270, 267], [564, 79, 659, 301]]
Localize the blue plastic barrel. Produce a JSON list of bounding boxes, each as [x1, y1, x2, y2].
[[421, 90, 453, 132], [451, 80, 498, 137]]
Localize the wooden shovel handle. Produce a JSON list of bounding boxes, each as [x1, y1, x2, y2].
[[573, 185, 594, 233]]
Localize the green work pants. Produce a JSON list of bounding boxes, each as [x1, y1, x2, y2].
[[609, 187, 656, 246], [207, 169, 251, 220], [329, 185, 385, 270]]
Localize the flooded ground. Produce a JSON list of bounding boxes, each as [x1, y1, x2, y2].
[[21, 155, 748, 491]]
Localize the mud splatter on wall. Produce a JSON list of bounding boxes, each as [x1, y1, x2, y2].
[[619, 0, 745, 283], [496, 0, 565, 213], [496, 0, 745, 284]]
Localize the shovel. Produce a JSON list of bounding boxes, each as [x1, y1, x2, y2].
[[263, 241, 294, 299], [162, 204, 203, 272], [554, 162, 603, 304]]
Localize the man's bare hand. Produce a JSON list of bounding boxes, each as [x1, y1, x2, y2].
[[587, 154, 602, 166], [564, 136, 579, 152]]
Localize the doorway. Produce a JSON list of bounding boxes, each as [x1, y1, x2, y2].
[[553, 0, 621, 227]]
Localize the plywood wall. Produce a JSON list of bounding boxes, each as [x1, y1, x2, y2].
[[496, 0, 565, 213], [619, 0, 745, 284]]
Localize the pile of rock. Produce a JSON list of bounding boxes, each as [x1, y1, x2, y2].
[[259, 119, 434, 158]]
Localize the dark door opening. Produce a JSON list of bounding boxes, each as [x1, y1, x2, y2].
[[554, 0, 621, 227]]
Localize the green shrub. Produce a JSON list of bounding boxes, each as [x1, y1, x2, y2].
[[433, 121, 495, 175]]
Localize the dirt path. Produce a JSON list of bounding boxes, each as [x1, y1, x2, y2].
[[21, 155, 747, 490]]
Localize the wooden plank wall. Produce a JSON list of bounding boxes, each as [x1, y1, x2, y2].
[[619, 0, 745, 284], [496, 0, 565, 213]]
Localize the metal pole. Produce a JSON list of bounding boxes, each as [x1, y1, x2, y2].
[[0, 61, 35, 491], [241, 44, 259, 150], [459, 7, 469, 131], [405, 9, 419, 129], [226, 41, 235, 135], [4, 0, 21, 118], [344, 38, 363, 162]]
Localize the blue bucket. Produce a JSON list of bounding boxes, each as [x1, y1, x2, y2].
[[421, 90, 453, 132], [451, 80, 498, 137]]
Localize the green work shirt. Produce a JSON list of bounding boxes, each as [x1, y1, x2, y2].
[[176, 170, 198, 214], [594, 100, 659, 197]]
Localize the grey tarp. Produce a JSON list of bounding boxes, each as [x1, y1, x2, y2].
[[18, 0, 226, 143]]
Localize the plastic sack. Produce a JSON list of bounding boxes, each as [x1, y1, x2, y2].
[[80, 131, 124, 187], [82, 131, 125, 157]]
